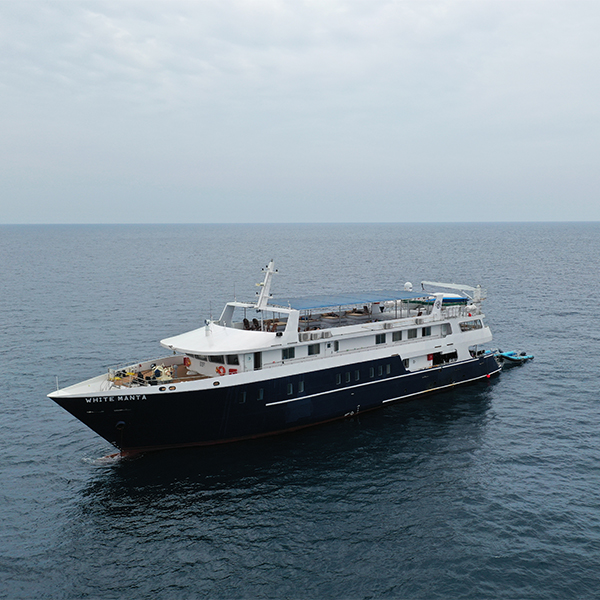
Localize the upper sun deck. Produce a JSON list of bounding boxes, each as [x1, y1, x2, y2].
[[160, 291, 482, 356], [270, 289, 429, 311], [160, 260, 487, 356]]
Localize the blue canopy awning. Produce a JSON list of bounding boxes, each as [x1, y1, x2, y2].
[[270, 290, 431, 311]]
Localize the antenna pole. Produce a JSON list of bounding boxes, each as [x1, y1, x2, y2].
[[255, 259, 277, 310]]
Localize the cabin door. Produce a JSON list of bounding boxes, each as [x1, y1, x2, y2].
[[254, 352, 262, 370]]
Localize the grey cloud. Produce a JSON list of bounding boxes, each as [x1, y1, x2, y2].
[[1, 0, 599, 223]]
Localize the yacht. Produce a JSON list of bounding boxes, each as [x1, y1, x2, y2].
[[49, 260, 501, 454]]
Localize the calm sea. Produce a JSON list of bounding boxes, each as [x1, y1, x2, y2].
[[1, 223, 599, 599]]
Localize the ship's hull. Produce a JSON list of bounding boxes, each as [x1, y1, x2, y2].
[[51, 354, 501, 454]]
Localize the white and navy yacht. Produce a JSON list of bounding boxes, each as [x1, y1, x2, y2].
[[49, 260, 501, 454]]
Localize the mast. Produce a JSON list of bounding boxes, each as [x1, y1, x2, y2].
[[255, 260, 277, 310]]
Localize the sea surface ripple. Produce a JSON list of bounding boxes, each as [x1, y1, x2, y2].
[[1, 223, 599, 599]]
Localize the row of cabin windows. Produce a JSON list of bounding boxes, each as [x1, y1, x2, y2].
[[238, 388, 265, 404], [238, 356, 416, 403], [336, 363, 393, 385], [287, 381, 305, 395], [282, 344, 320, 361], [197, 324, 456, 368], [237, 350, 441, 404], [238, 381, 309, 403], [238, 361, 398, 403], [189, 353, 240, 365], [281, 326, 448, 361], [378, 327, 431, 345]]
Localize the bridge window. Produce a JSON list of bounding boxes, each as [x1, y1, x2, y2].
[[460, 319, 483, 332]]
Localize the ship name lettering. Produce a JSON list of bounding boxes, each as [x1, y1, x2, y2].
[[84, 394, 146, 404]]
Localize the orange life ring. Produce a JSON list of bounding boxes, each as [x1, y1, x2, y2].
[[216, 365, 226, 375], [183, 357, 191, 367]]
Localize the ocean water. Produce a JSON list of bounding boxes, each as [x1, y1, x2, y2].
[[1, 222, 599, 599]]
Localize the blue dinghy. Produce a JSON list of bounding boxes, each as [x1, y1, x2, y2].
[[496, 350, 534, 366]]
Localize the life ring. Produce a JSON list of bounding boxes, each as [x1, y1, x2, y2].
[[183, 357, 191, 367], [216, 365, 226, 375]]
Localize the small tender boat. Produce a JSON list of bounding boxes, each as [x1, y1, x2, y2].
[[495, 350, 534, 366]]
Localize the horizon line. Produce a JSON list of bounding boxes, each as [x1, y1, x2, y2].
[[1, 220, 599, 226]]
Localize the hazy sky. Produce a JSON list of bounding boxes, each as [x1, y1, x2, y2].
[[2, 0, 599, 223]]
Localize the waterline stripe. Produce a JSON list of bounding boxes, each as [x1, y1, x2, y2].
[[382, 368, 501, 403]]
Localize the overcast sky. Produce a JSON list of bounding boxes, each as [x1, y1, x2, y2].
[[1, 0, 599, 223]]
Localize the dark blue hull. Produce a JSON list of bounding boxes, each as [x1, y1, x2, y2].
[[53, 354, 501, 453]]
